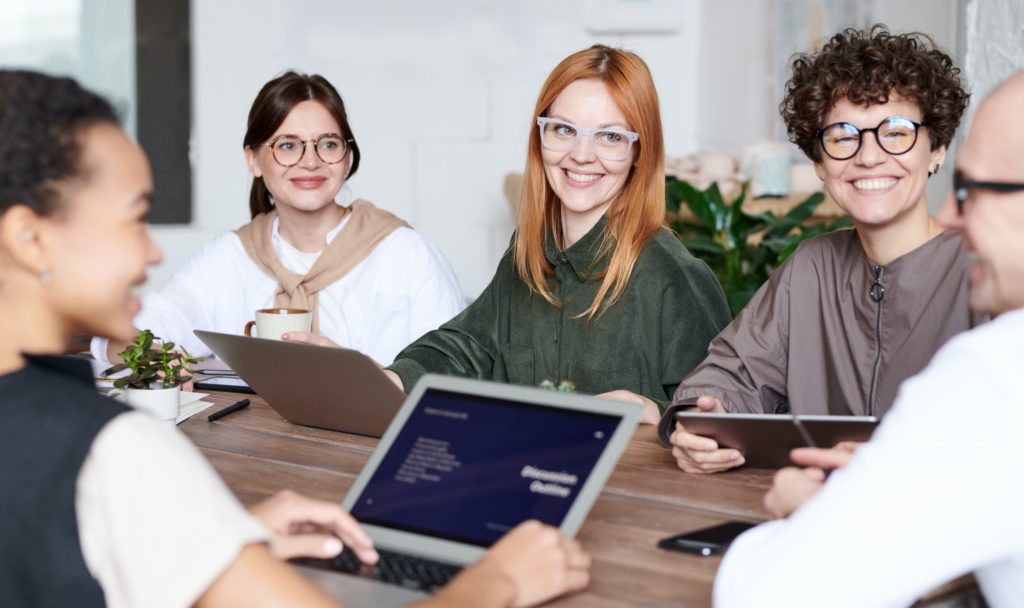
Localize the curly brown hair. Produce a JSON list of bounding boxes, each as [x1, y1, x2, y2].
[[780, 25, 969, 161]]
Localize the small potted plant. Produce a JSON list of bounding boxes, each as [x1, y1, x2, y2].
[[108, 329, 198, 425]]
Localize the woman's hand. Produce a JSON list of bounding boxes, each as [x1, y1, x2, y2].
[[280, 332, 341, 348], [382, 369, 404, 390], [248, 490, 378, 563], [596, 389, 660, 424], [669, 396, 745, 473], [432, 520, 590, 607]]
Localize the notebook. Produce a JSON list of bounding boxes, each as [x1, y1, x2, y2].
[[294, 374, 642, 605], [194, 330, 404, 437]]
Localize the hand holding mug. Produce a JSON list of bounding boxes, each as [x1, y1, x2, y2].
[[244, 308, 312, 341]]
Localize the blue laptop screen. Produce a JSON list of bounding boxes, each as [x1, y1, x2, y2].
[[349, 388, 621, 547]]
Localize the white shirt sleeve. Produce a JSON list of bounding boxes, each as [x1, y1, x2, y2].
[[76, 412, 269, 608], [346, 227, 466, 365], [713, 315, 1024, 608], [398, 230, 467, 344]]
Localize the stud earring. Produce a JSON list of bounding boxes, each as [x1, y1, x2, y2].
[[39, 267, 53, 286]]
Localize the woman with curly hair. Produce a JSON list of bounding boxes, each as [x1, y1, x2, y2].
[[662, 25, 986, 472]]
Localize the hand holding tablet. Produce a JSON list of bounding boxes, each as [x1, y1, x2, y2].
[[669, 396, 746, 474], [673, 411, 877, 470]]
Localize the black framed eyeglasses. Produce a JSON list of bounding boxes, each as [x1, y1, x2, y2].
[[953, 170, 1024, 215], [263, 133, 353, 167], [816, 116, 925, 161]]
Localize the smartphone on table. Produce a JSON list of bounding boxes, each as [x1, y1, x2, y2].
[[657, 521, 757, 556], [193, 376, 255, 394]]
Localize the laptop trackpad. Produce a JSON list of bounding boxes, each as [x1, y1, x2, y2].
[[295, 564, 427, 607]]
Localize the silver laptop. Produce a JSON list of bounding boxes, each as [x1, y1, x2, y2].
[[194, 330, 405, 437], [295, 374, 642, 606]]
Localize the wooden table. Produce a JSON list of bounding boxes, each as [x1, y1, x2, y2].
[[180, 391, 773, 607]]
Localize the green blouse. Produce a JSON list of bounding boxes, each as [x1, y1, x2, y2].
[[388, 216, 731, 412]]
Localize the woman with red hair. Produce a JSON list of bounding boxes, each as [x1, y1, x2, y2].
[[386, 45, 730, 423]]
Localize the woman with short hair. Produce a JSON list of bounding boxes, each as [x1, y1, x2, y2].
[[664, 25, 984, 473]]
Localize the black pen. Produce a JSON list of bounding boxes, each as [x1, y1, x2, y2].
[[207, 398, 251, 422], [98, 365, 120, 377]]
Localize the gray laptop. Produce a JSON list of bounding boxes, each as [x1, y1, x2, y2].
[[295, 374, 642, 606], [194, 330, 404, 437]]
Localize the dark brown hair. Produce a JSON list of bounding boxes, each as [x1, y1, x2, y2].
[[780, 25, 969, 161], [243, 71, 360, 218], [0, 70, 118, 216]]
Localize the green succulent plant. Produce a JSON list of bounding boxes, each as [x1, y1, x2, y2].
[[666, 178, 853, 316], [539, 380, 577, 393], [109, 329, 199, 389]]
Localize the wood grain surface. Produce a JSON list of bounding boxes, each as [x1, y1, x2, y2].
[[181, 390, 774, 607]]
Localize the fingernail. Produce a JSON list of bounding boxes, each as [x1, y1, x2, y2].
[[323, 538, 342, 555]]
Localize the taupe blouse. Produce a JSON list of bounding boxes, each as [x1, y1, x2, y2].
[[658, 229, 984, 445]]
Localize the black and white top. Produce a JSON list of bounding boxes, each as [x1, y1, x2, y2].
[[0, 355, 267, 608]]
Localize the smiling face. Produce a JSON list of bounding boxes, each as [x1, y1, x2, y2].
[[937, 79, 1024, 316], [245, 100, 349, 213], [815, 96, 945, 229], [542, 78, 637, 238], [43, 123, 163, 341]]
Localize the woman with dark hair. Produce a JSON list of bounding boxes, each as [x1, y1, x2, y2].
[[663, 25, 985, 472], [383, 45, 730, 424], [93, 71, 464, 365], [0, 69, 589, 607]]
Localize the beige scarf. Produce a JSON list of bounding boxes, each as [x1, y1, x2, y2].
[[235, 199, 409, 333]]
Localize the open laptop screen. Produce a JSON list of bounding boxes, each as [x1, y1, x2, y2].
[[349, 388, 621, 547]]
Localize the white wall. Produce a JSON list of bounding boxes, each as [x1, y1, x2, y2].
[[150, 0, 701, 297], [963, 0, 1024, 125]]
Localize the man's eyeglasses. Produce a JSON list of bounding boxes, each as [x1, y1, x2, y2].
[[953, 170, 1024, 214], [264, 133, 352, 167], [537, 117, 639, 162], [816, 116, 925, 161]]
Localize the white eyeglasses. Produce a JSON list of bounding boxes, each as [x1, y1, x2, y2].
[[536, 117, 639, 161]]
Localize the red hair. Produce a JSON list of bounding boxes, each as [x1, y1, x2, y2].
[[514, 45, 666, 319]]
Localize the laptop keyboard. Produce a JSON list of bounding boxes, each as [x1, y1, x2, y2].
[[306, 546, 464, 593]]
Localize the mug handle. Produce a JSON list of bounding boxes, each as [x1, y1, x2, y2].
[[244, 320, 256, 337]]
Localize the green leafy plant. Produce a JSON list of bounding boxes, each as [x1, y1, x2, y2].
[[110, 329, 199, 389], [666, 178, 853, 316], [539, 379, 576, 393]]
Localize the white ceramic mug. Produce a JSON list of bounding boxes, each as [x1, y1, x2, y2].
[[244, 308, 312, 340], [109, 385, 181, 427]]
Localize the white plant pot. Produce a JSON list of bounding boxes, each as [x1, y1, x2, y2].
[[110, 384, 180, 427]]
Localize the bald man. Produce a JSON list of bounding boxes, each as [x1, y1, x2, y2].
[[713, 71, 1024, 607]]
